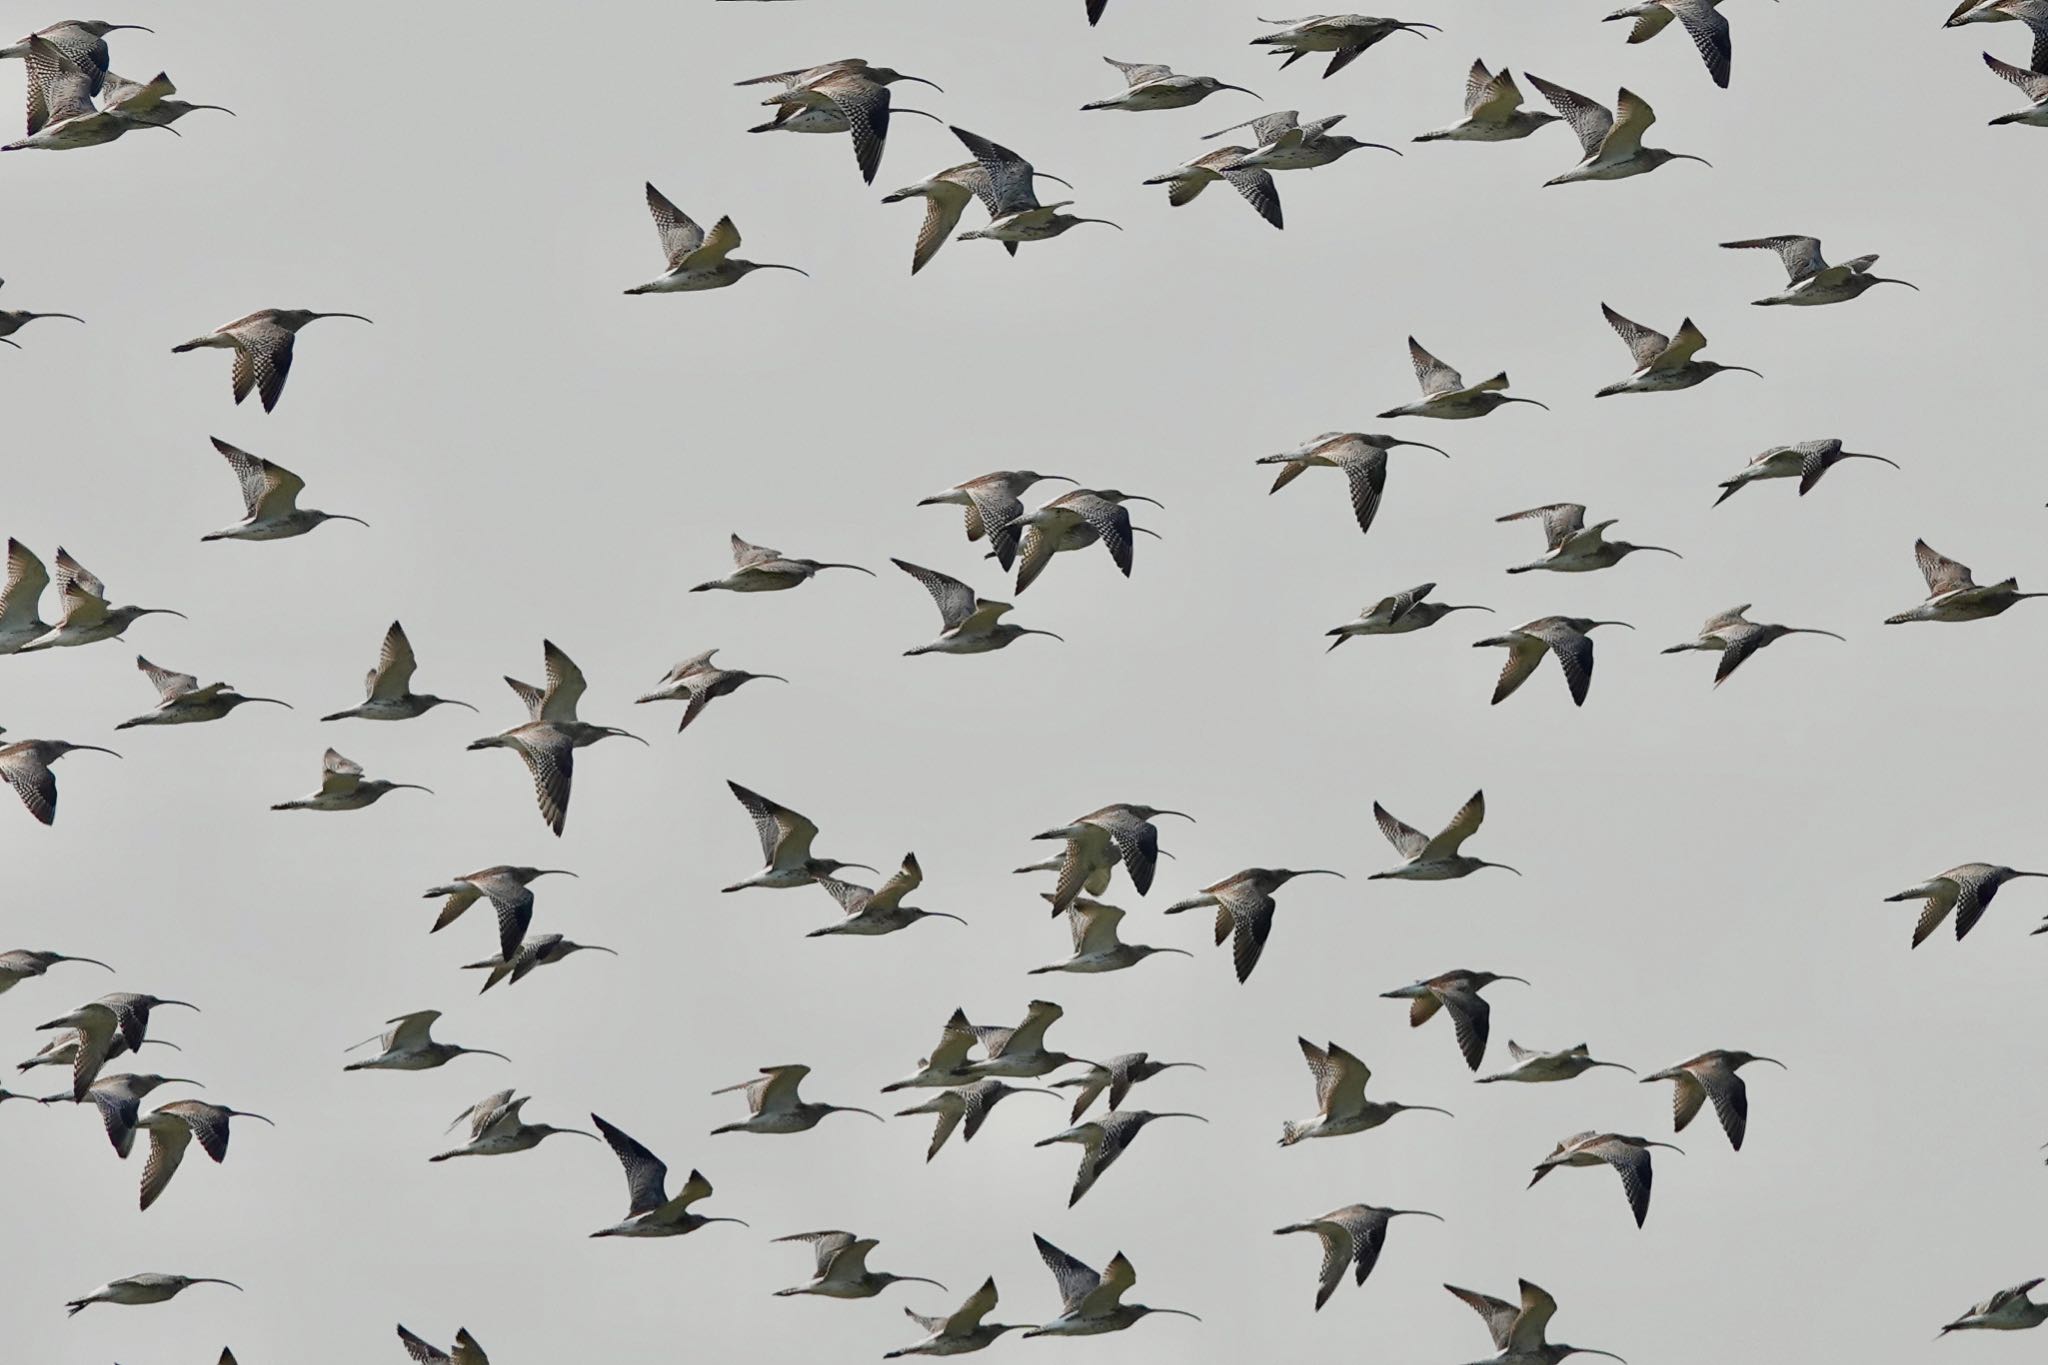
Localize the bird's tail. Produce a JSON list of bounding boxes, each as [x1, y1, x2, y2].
[[1277, 1120, 1308, 1147]]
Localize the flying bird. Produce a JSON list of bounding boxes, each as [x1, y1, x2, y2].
[[0, 948, 111, 996], [321, 621, 477, 722], [1479, 1042, 1635, 1085], [430, 1090, 596, 1161], [1033, 898, 1190, 974], [1711, 439, 1897, 504], [892, 559, 1062, 655], [1206, 109, 1399, 171], [624, 185, 806, 294], [1009, 489, 1162, 592], [1887, 864, 2048, 946], [1527, 77, 1708, 184], [949, 126, 1122, 245], [1023, 1236, 1198, 1336], [1603, 0, 1778, 88], [199, 438, 366, 541], [883, 163, 1074, 273], [1641, 1049, 1785, 1150], [721, 780, 874, 892], [884, 1277, 1030, 1357], [1034, 803, 1193, 911], [1528, 1131, 1681, 1227], [1054, 1053, 1205, 1121], [2, 37, 169, 150], [1444, 1279, 1626, 1363], [634, 649, 786, 733], [809, 855, 966, 937], [99, 69, 233, 125], [1274, 1204, 1443, 1310], [692, 533, 871, 592], [1940, 1279, 2048, 1335], [1381, 969, 1530, 1070], [1379, 338, 1548, 419], [462, 934, 616, 991], [1720, 235, 1916, 305], [1370, 791, 1519, 880], [772, 1230, 945, 1298], [1035, 1109, 1206, 1206], [963, 999, 1098, 1080], [1660, 604, 1842, 686], [1163, 867, 1345, 982], [1325, 583, 1492, 650], [1251, 15, 1439, 80], [744, 59, 941, 183], [467, 641, 645, 835], [1884, 539, 2048, 623], [1142, 147, 1283, 230], [894, 1079, 1058, 1161], [710, 1064, 882, 1134], [1497, 503, 1679, 574], [914, 472, 1075, 568], [16, 547, 184, 651], [171, 308, 372, 412], [271, 748, 429, 812], [0, 739, 120, 824], [1474, 617, 1627, 706], [1280, 1039, 1450, 1144], [588, 1114, 747, 1238], [1415, 61, 1561, 141], [1083, 57, 1259, 112], [1595, 305, 1758, 395], [1255, 432, 1447, 536], [420, 866, 575, 962], [115, 655, 287, 729], [65, 1273, 240, 1316], [343, 1010, 507, 1072], [136, 1100, 273, 1211]]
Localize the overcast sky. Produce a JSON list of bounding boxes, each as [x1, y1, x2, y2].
[[2, 2, 2043, 1362]]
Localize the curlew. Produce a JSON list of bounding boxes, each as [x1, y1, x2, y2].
[[116, 654, 288, 729], [1981, 49, 2048, 124], [1941, 1279, 2048, 1334], [893, 559, 1062, 655], [343, 1010, 507, 1072], [1713, 438, 1897, 505], [625, 185, 806, 294], [0, 290, 83, 343], [886, 1277, 1029, 1357], [1083, 57, 1258, 112], [199, 437, 365, 541], [692, 533, 871, 593], [1281, 1038, 1450, 1144], [136, 1100, 273, 1211], [0, 538, 51, 652], [881, 1009, 984, 1092], [97, 993, 199, 1055], [1480, 1042, 1635, 1085], [16, 547, 183, 651], [463, 934, 616, 992], [1417, 60, 1561, 141], [773, 1231, 945, 1298], [171, 308, 371, 412], [810, 855, 966, 938], [1036, 1109, 1206, 1206], [1888, 863, 2048, 946], [1380, 338, 1548, 420], [3, 37, 168, 151], [468, 641, 645, 835], [322, 621, 476, 721], [1256, 431, 1446, 537], [883, 159, 1075, 274], [743, 60, 941, 184], [1034, 898, 1190, 975], [100, 69, 233, 125], [589, 1114, 746, 1237], [950, 126, 1121, 244], [44, 1071, 200, 1157], [1207, 108, 1399, 171], [1024, 1236, 1199, 1336], [1661, 604, 1842, 686], [421, 865, 575, 962], [17, 1030, 179, 1077], [271, 748, 429, 812], [722, 780, 874, 892], [1642, 1050, 1784, 1151], [431, 1090, 596, 1161], [1326, 583, 1490, 650], [1595, 305, 1756, 394], [1275, 1204, 1443, 1310], [915, 472, 1075, 569], [634, 648, 785, 733], [1382, 969, 1530, 1070], [32, 999, 126, 1098], [1252, 15, 1438, 79], [396, 1326, 490, 1365], [1446, 1279, 1626, 1364], [1721, 235, 1915, 306], [0, 739, 119, 825], [1371, 791, 1519, 880], [1143, 146, 1282, 229], [1055, 1053, 1203, 1121], [1605, 0, 1778, 88], [1, 21, 150, 107], [0, 948, 111, 995], [1885, 539, 2047, 623], [1498, 503, 1679, 574], [1529, 1132, 1681, 1227], [1476, 617, 1628, 706], [1008, 489, 1162, 592], [1035, 803, 1193, 912], [1164, 867, 1344, 982], [66, 1273, 241, 1316], [1948, 0, 2048, 73], [1529, 77, 1707, 184], [711, 1064, 882, 1135], [965, 1000, 1098, 1079], [895, 1079, 1058, 1162]]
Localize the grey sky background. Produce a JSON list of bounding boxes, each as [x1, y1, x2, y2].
[[2, 1, 2043, 1361]]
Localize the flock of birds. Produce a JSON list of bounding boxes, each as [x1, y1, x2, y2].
[[2, 3, 2045, 1363]]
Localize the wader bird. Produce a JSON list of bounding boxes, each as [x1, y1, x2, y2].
[[1274, 1204, 1443, 1310], [65, 1273, 240, 1316], [1605, 0, 1777, 88], [884, 159, 1075, 273], [1033, 898, 1188, 974], [1380, 338, 1548, 419], [270, 748, 430, 811], [885, 1278, 1030, 1357], [1054, 1053, 1204, 1121], [1479, 1042, 1635, 1085], [881, 1010, 984, 1093], [0, 948, 111, 996], [634, 649, 785, 732], [1661, 604, 1842, 686], [710, 1064, 882, 1134], [1884, 539, 2048, 623], [1948, 0, 2048, 73], [2, 38, 168, 151], [1641, 1049, 1784, 1150], [0, 289, 83, 345], [47, 1071, 199, 1157], [199, 438, 365, 541], [809, 855, 966, 937], [949, 126, 1122, 245], [322, 622, 476, 721], [17, 548, 184, 651], [624, 185, 806, 294], [1444, 1279, 1626, 1363], [1, 21, 151, 109], [1036, 1109, 1206, 1206], [136, 1100, 273, 1211], [722, 780, 873, 892], [1208, 109, 1399, 171], [914, 472, 1075, 569], [421, 866, 575, 962], [1023, 1236, 1199, 1336], [1, 739, 120, 824], [1498, 503, 1679, 574], [1281, 1039, 1450, 1144], [100, 70, 233, 125], [1035, 803, 1193, 911], [742, 59, 941, 183], [1251, 15, 1440, 80], [692, 533, 871, 592], [171, 308, 372, 412], [1940, 1279, 2048, 1335], [588, 1114, 747, 1237], [1381, 969, 1530, 1070], [1009, 489, 1161, 592], [1416, 61, 1561, 141], [1721, 235, 1916, 305], [1163, 867, 1344, 982], [1887, 863, 2048, 946], [1475, 616, 1628, 706], [773, 1231, 945, 1298], [1529, 77, 1708, 184], [1325, 583, 1491, 649], [1981, 50, 2048, 124], [1371, 791, 1519, 880], [431, 1090, 596, 1161], [1082, 57, 1259, 111], [468, 641, 644, 835], [964, 1000, 1097, 1079], [895, 1079, 1058, 1161], [1712, 439, 1897, 504], [1528, 1132, 1681, 1227], [1595, 305, 1757, 394], [463, 934, 616, 991], [893, 559, 1062, 655], [1142, 146, 1283, 230], [343, 1010, 507, 1072], [1256, 431, 1447, 538], [115, 655, 288, 729], [0, 539, 51, 652]]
